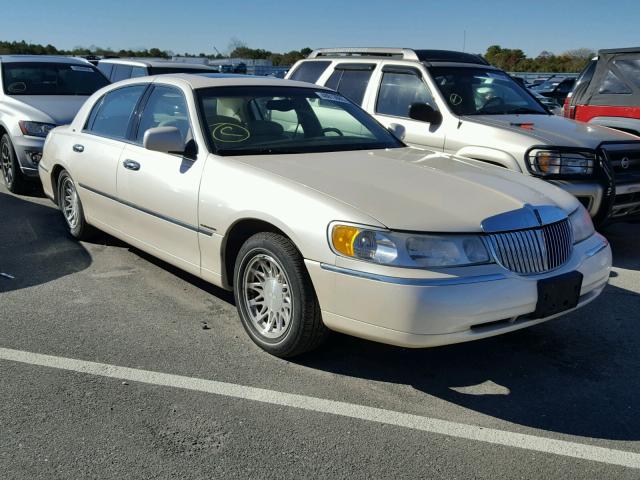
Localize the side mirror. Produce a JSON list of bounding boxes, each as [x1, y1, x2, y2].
[[387, 123, 406, 141], [143, 127, 184, 154], [409, 103, 442, 125]]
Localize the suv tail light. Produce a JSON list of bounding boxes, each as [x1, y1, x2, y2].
[[563, 95, 576, 119]]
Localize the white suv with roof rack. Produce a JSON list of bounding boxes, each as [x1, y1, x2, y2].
[[287, 48, 640, 224]]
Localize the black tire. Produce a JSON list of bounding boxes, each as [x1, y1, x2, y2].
[[57, 170, 93, 240], [233, 232, 329, 357], [1, 134, 28, 194]]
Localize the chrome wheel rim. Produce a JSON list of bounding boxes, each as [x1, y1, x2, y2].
[[1, 141, 12, 186], [242, 253, 293, 339], [60, 177, 79, 229]]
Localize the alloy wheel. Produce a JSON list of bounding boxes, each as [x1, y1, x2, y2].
[[1, 140, 12, 186], [60, 176, 79, 229]]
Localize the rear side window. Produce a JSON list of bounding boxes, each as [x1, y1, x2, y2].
[[85, 85, 146, 139], [131, 66, 148, 78], [376, 70, 437, 118], [599, 70, 632, 94], [614, 58, 640, 90], [97, 63, 114, 80], [111, 65, 133, 82], [324, 65, 374, 105], [288, 61, 330, 84]]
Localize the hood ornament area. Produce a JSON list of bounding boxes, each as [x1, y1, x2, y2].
[[481, 204, 567, 233]]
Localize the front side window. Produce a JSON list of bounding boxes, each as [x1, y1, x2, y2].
[[288, 61, 331, 84], [430, 67, 547, 115], [1, 62, 109, 95], [136, 86, 190, 144], [86, 85, 146, 139], [376, 71, 437, 118], [324, 65, 374, 105], [197, 86, 403, 156]]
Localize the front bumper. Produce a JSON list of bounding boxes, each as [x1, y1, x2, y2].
[[307, 233, 611, 348], [11, 135, 45, 177]]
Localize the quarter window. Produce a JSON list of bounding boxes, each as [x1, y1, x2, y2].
[[111, 65, 133, 82], [376, 71, 437, 118], [131, 66, 148, 78], [135, 86, 190, 144], [289, 61, 331, 84], [324, 65, 374, 105], [86, 85, 146, 139], [599, 70, 632, 94]]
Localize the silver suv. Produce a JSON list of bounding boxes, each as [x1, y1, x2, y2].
[[0, 55, 109, 193], [287, 48, 640, 224], [97, 58, 218, 82]]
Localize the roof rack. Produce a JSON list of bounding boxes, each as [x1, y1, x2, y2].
[[308, 48, 420, 61]]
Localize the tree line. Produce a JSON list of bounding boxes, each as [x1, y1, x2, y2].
[[0, 39, 595, 71]]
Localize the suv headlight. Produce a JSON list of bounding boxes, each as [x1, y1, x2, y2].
[[330, 224, 492, 268], [19, 121, 56, 138], [527, 149, 595, 176], [568, 206, 595, 243]]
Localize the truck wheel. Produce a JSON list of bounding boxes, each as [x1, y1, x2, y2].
[[233, 232, 329, 357], [1, 134, 27, 194]]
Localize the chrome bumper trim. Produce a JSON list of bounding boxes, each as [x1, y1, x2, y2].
[[319, 263, 507, 286]]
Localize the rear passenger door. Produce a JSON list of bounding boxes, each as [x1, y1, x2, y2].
[[371, 66, 445, 151]]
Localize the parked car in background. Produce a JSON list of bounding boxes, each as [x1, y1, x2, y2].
[[531, 91, 563, 115], [530, 76, 575, 104], [96, 58, 218, 82], [287, 48, 640, 223], [38, 74, 611, 357], [0, 55, 109, 193], [564, 48, 640, 137]]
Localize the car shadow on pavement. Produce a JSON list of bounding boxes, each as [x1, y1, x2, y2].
[[295, 282, 639, 441], [0, 192, 91, 293], [602, 221, 640, 271]]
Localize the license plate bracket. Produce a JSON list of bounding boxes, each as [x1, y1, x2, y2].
[[533, 271, 583, 318]]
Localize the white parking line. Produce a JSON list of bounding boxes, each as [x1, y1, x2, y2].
[[1, 346, 639, 470]]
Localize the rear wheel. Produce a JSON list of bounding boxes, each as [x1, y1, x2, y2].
[[233, 232, 328, 357], [1, 134, 27, 194], [57, 170, 92, 240]]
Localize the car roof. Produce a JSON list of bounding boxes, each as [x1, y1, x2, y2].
[[97, 58, 217, 69], [116, 73, 331, 90], [0, 55, 93, 65], [598, 47, 640, 55]]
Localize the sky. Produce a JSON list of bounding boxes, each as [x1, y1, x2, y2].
[[1, 0, 639, 57]]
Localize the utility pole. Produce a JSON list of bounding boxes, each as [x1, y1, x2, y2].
[[463, 30, 466, 52]]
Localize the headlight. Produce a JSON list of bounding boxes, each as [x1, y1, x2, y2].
[[19, 121, 56, 138], [330, 224, 491, 268], [568, 206, 595, 243], [527, 149, 595, 176]]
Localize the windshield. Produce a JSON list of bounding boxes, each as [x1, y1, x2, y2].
[[429, 67, 547, 116], [2, 62, 109, 95], [197, 86, 404, 156]]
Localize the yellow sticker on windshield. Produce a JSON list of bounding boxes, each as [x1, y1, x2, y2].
[[211, 123, 250, 142]]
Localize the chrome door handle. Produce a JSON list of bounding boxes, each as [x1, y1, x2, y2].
[[72, 144, 84, 153], [123, 159, 140, 171]]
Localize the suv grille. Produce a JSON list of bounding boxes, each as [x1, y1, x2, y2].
[[603, 145, 640, 183], [485, 220, 573, 275]]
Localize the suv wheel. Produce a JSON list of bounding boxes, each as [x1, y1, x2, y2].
[[1, 134, 27, 194], [233, 232, 328, 357]]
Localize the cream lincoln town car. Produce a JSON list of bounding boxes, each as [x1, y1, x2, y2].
[[38, 74, 612, 357]]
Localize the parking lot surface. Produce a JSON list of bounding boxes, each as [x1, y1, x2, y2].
[[1, 184, 640, 479]]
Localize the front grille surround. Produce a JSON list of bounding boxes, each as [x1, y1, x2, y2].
[[485, 219, 573, 275]]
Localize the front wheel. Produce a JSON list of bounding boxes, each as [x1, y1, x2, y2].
[[57, 170, 92, 240], [233, 232, 328, 357], [1, 134, 27, 194]]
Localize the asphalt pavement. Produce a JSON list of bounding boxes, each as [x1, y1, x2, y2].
[[1, 183, 639, 479]]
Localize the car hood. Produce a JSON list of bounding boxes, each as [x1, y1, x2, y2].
[[235, 148, 579, 232], [462, 114, 639, 147], [5, 95, 89, 125]]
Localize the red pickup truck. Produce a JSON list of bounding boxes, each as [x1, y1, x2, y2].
[[564, 47, 640, 137]]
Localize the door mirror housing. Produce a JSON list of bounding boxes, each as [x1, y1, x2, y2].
[[409, 103, 443, 125], [143, 127, 185, 154], [387, 123, 406, 141]]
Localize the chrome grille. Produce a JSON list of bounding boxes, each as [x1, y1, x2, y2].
[[486, 219, 573, 274]]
